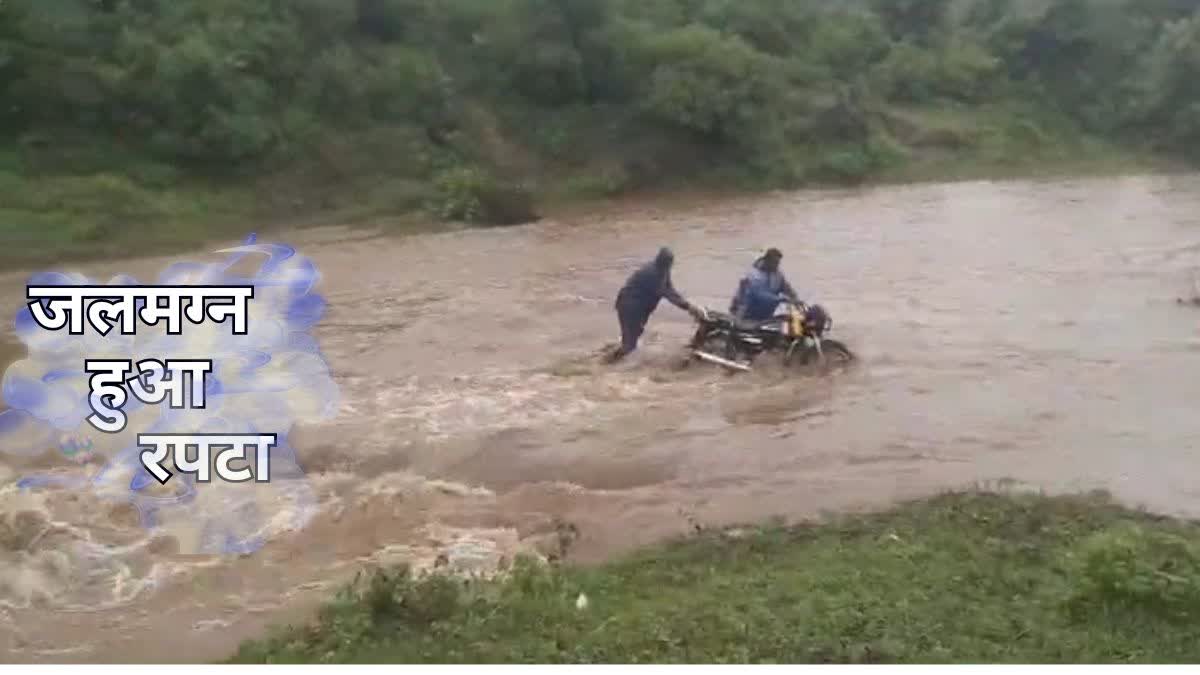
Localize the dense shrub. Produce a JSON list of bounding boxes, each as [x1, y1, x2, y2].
[[433, 167, 538, 226]]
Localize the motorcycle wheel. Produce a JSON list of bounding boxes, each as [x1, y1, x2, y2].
[[791, 338, 855, 367], [690, 327, 736, 357]]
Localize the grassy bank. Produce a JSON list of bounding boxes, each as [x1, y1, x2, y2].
[[231, 491, 1200, 664]]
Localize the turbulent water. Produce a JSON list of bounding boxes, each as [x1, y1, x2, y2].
[[1, 174, 1199, 663]]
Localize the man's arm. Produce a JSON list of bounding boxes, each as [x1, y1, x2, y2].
[[661, 273, 692, 311], [778, 273, 801, 305], [748, 282, 782, 307]]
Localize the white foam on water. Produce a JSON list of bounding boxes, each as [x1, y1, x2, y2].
[[0, 482, 165, 611]]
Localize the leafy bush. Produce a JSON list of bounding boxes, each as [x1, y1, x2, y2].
[[1135, 14, 1200, 156], [874, 42, 941, 103], [637, 24, 784, 150], [433, 166, 538, 226], [810, 134, 906, 184], [875, 39, 1002, 105], [1067, 522, 1200, 623], [275, 566, 468, 660]]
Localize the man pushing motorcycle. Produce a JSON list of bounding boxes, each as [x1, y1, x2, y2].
[[605, 246, 706, 363], [729, 247, 804, 323]]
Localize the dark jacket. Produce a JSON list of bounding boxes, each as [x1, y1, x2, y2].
[[616, 260, 689, 320], [730, 257, 800, 321]]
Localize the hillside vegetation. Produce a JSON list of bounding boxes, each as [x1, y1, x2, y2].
[[3, 0, 1200, 262]]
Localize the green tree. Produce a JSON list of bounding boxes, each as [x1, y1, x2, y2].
[[637, 24, 784, 150], [1135, 12, 1200, 156], [874, 0, 953, 45]]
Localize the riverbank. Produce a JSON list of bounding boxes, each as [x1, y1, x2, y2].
[[230, 491, 1200, 664], [0, 141, 1182, 272]]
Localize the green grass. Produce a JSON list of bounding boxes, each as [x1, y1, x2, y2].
[[0, 169, 255, 268], [230, 490, 1200, 664], [0, 167, 442, 269]]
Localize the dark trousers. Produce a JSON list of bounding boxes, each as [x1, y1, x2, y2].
[[610, 303, 648, 361]]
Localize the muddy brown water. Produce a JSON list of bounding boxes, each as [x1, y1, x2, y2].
[[2, 174, 1200, 662]]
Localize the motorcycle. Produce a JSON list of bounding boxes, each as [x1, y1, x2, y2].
[[688, 301, 855, 371]]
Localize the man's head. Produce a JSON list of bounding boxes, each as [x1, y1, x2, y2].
[[654, 246, 675, 270], [761, 247, 783, 272]]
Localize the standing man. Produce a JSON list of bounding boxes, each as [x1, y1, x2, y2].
[[606, 247, 704, 363]]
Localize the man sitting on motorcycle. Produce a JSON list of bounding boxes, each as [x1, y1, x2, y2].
[[729, 247, 804, 323]]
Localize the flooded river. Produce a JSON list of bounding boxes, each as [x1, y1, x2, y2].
[[2, 174, 1200, 662]]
